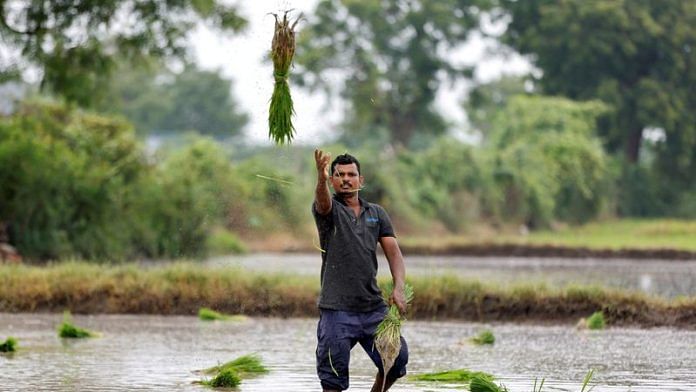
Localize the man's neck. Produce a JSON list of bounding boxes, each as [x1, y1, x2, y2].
[[337, 192, 360, 207]]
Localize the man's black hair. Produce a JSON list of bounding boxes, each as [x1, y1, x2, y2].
[[330, 153, 361, 175]]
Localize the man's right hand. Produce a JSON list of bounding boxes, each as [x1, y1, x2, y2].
[[315, 149, 331, 182]]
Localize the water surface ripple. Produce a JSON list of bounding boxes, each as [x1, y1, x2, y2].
[[1, 314, 695, 391]]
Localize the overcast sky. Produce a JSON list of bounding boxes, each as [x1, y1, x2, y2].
[[191, 0, 531, 146]]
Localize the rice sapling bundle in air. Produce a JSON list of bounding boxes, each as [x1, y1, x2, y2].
[[268, 11, 301, 144], [374, 283, 414, 392]]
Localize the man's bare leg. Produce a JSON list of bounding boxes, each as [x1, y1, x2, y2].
[[370, 372, 397, 392]]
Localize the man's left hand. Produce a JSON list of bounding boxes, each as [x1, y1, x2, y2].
[[389, 285, 407, 316]]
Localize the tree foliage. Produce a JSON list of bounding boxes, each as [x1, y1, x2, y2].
[[499, 0, 696, 191], [464, 75, 530, 136], [0, 0, 246, 107], [295, 0, 491, 148], [99, 62, 249, 138], [487, 96, 612, 227]]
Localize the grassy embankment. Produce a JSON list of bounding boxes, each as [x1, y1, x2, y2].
[[1, 262, 694, 328], [399, 219, 696, 258]]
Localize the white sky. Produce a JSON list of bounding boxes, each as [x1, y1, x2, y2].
[[191, 0, 531, 146]]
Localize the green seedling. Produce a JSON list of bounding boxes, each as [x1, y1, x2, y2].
[[0, 337, 17, 352], [203, 354, 268, 376], [586, 312, 606, 330], [268, 11, 301, 144], [374, 282, 414, 392], [58, 311, 98, 338], [471, 329, 495, 345], [203, 368, 241, 388], [198, 307, 248, 322], [411, 368, 494, 383], [470, 374, 507, 392]]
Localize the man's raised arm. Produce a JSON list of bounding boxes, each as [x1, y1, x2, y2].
[[314, 149, 332, 215]]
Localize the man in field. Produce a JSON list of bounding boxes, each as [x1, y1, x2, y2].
[[312, 149, 409, 392]]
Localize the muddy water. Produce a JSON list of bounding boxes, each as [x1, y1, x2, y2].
[[1, 313, 695, 391], [207, 253, 696, 298]]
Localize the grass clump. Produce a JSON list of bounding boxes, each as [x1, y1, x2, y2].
[[471, 329, 495, 345], [412, 368, 493, 383], [374, 283, 414, 392], [58, 312, 98, 338], [0, 337, 17, 352], [268, 10, 301, 144], [586, 311, 606, 330], [203, 354, 268, 376]]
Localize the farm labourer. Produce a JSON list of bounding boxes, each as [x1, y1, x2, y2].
[[312, 149, 409, 392]]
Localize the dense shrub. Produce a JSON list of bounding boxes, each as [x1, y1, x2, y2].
[[0, 101, 248, 261], [0, 101, 143, 260], [486, 96, 612, 227]]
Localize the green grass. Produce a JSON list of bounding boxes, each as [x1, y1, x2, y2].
[[522, 219, 696, 251], [411, 368, 494, 383], [58, 312, 98, 338], [471, 329, 495, 345], [0, 337, 17, 352], [203, 354, 268, 376], [586, 311, 606, 330], [402, 219, 696, 251], [0, 261, 694, 327]]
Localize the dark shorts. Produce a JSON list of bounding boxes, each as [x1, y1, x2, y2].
[[316, 306, 409, 391]]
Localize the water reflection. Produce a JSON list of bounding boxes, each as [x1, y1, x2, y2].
[[1, 314, 695, 391], [206, 253, 696, 298]]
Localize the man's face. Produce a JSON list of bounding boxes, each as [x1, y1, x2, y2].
[[331, 163, 364, 195]]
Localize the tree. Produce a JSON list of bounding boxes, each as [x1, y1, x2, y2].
[[487, 96, 611, 227], [294, 0, 491, 148], [100, 62, 249, 138], [0, 0, 246, 107], [499, 0, 696, 190], [464, 75, 530, 136]]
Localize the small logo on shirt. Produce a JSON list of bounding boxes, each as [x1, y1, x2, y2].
[[366, 217, 379, 224]]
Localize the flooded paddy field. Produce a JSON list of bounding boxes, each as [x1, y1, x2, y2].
[[2, 313, 695, 391], [208, 253, 696, 298]]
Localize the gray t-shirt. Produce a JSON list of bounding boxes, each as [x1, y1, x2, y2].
[[312, 195, 396, 312]]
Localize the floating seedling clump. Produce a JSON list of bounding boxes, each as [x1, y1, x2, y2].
[[202, 354, 268, 376], [205, 368, 241, 388], [471, 329, 495, 345], [374, 283, 414, 392], [58, 312, 98, 338], [0, 337, 17, 352], [198, 307, 229, 321], [199, 354, 268, 388], [268, 10, 301, 144], [411, 368, 494, 383], [198, 307, 248, 322], [470, 374, 506, 392], [586, 311, 606, 330]]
